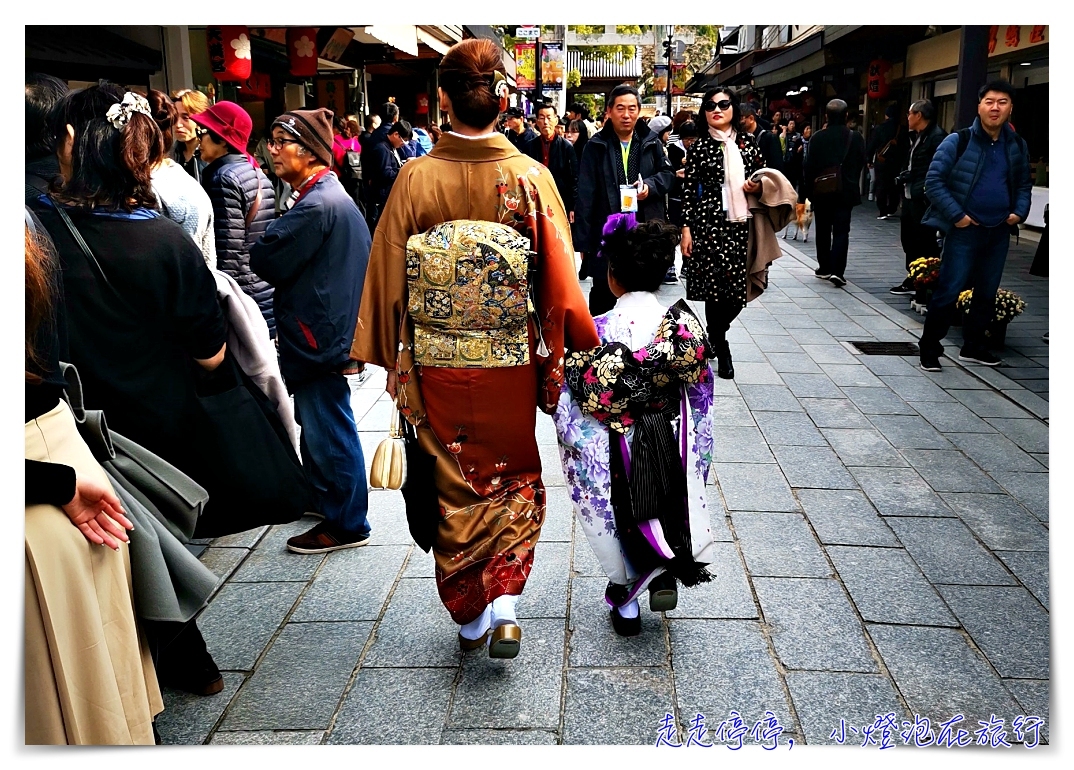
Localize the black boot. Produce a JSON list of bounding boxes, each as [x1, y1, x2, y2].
[[715, 340, 734, 380]]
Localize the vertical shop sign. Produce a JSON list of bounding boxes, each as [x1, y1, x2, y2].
[[316, 77, 349, 115], [671, 64, 687, 96], [515, 43, 536, 90], [541, 43, 564, 86]]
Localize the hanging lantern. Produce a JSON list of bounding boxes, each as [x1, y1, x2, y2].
[[867, 59, 891, 100], [207, 26, 252, 82], [288, 27, 320, 78]]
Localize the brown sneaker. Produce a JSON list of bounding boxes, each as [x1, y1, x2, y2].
[[286, 521, 370, 554]]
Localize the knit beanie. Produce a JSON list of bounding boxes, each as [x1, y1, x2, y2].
[[272, 108, 335, 167]]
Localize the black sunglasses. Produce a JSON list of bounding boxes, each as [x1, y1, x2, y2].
[[702, 99, 734, 112]]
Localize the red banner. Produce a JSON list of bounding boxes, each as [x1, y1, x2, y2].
[[207, 26, 252, 82], [515, 43, 536, 90], [288, 27, 320, 77]]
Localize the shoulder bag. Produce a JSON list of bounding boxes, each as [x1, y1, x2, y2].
[[812, 129, 855, 196]]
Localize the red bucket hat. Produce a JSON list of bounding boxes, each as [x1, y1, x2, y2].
[[190, 100, 253, 154]]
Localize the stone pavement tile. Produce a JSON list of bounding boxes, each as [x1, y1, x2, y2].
[[949, 389, 1033, 419], [1031, 453, 1048, 468], [798, 490, 899, 547], [854, 314, 908, 335], [563, 668, 674, 745], [918, 366, 991, 390], [867, 625, 1023, 731], [541, 486, 575, 542], [229, 517, 325, 583], [878, 374, 956, 403], [366, 491, 419, 545], [713, 425, 776, 464], [572, 538, 603, 576], [866, 415, 952, 450], [441, 729, 559, 745], [518, 541, 569, 619], [538, 444, 565, 486], [781, 373, 845, 399], [569, 577, 667, 666], [221, 621, 373, 731], [403, 544, 435, 578], [988, 471, 1048, 523], [901, 449, 1003, 493], [800, 398, 873, 429], [737, 384, 804, 412], [1002, 388, 1049, 420], [705, 485, 732, 541], [818, 364, 885, 389], [935, 586, 1049, 680], [825, 321, 871, 338], [787, 327, 836, 344], [199, 547, 248, 589], [995, 551, 1048, 609], [710, 396, 757, 427], [363, 578, 463, 667], [765, 352, 823, 374], [939, 493, 1049, 552], [785, 672, 908, 745], [850, 467, 951, 517], [754, 411, 828, 447], [752, 334, 805, 353], [884, 518, 1016, 586], [729, 342, 769, 363], [857, 355, 920, 377], [200, 582, 305, 671], [911, 399, 1000, 434], [536, 413, 557, 446], [725, 326, 754, 343], [211, 730, 324, 745], [983, 418, 1049, 454], [1003, 679, 1050, 742], [742, 320, 790, 338], [355, 399, 397, 432], [670, 619, 796, 734], [802, 344, 859, 365], [732, 513, 830, 578], [732, 361, 785, 385], [667, 541, 758, 619], [327, 667, 454, 744], [795, 297, 837, 310], [752, 578, 876, 673], [945, 432, 1046, 473], [771, 445, 857, 489], [212, 525, 270, 549], [291, 544, 408, 622], [802, 308, 851, 323], [157, 673, 245, 744], [826, 546, 958, 627], [713, 463, 798, 512], [450, 619, 563, 730], [822, 429, 907, 468], [840, 386, 919, 415]]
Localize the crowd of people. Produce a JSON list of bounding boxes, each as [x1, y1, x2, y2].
[[25, 34, 1034, 743]]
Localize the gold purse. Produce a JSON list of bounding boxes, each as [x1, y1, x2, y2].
[[369, 407, 407, 490]]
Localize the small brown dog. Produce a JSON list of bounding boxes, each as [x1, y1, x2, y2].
[[784, 200, 814, 242]]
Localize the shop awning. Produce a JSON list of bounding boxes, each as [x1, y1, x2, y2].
[[26, 25, 162, 74], [352, 25, 419, 57]]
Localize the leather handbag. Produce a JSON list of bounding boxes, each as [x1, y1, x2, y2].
[[399, 414, 439, 552], [813, 128, 855, 196], [370, 407, 407, 490]]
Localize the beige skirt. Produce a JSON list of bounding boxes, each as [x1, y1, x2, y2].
[[25, 400, 163, 745]]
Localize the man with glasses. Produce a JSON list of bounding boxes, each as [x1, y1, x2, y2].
[[249, 108, 374, 555], [917, 80, 1032, 371], [740, 102, 784, 173], [523, 102, 578, 229], [575, 83, 674, 314]]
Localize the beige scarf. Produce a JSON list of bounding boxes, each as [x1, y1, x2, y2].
[[709, 127, 750, 222]]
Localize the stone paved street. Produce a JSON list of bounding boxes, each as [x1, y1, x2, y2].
[[157, 241, 1049, 747]]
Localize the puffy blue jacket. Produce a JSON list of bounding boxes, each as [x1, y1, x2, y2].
[[922, 118, 1032, 233], [249, 173, 371, 385]]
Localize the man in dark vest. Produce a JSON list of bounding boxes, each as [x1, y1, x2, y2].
[[523, 102, 578, 227]]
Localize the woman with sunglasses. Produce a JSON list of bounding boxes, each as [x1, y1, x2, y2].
[[680, 88, 764, 380]]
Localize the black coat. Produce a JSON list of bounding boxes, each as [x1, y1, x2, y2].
[[523, 133, 578, 213], [364, 140, 407, 206], [755, 129, 785, 172], [903, 121, 947, 200], [506, 126, 538, 150], [866, 118, 907, 178], [201, 153, 277, 335], [574, 123, 675, 254], [798, 125, 867, 207]]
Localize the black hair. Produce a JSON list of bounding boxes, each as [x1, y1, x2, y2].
[[605, 83, 641, 111], [604, 217, 681, 293], [700, 86, 742, 131], [678, 120, 698, 139], [825, 99, 849, 124], [379, 102, 400, 122], [440, 121, 452, 132], [26, 72, 69, 160], [978, 79, 1015, 102], [569, 101, 590, 119], [390, 120, 413, 140], [364, 114, 378, 131], [909, 99, 936, 122], [333, 114, 347, 133], [884, 103, 900, 119]]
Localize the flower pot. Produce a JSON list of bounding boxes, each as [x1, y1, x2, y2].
[[985, 320, 1009, 349]]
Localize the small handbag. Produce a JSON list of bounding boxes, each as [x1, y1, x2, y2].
[[369, 407, 407, 490], [812, 128, 855, 196]]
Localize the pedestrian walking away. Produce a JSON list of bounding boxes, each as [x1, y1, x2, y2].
[[867, 103, 907, 219], [798, 98, 867, 287], [554, 216, 716, 637], [918, 80, 1032, 371], [249, 107, 374, 554], [680, 88, 764, 380], [350, 38, 598, 661]]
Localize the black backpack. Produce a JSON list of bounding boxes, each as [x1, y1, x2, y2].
[[341, 149, 362, 182]]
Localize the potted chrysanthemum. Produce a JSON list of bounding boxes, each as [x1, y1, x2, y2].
[[907, 257, 941, 311], [955, 288, 1027, 347]]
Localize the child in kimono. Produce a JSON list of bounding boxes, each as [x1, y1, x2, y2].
[[554, 213, 717, 636]]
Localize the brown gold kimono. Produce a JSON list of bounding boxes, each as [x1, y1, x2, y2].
[[352, 132, 598, 624]]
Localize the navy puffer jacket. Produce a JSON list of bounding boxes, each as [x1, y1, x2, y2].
[[202, 153, 277, 335], [922, 118, 1031, 234]]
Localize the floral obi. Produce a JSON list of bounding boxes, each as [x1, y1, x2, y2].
[[406, 220, 535, 368], [564, 300, 712, 433]]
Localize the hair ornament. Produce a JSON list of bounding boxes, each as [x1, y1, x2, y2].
[[491, 70, 509, 100], [597, 212, 637, 261], [105, 91, 152, 130]]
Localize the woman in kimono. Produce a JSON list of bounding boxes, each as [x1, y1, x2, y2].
[[351, 39, 598, 658], [554, 215, 717, 636]]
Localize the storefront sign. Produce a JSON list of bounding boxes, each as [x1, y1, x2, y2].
[[316, 76, 349, 116], [541, 43, 564, 86], [516, 26, 540, 39], [288, 27, 320, 78], [321, 28, 355, 62], [207, 26, 252, 82], [515, 43, 536, 90]]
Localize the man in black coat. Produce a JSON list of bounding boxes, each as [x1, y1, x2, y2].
[[798, 98, 868, 287], [890, 99, 947, 294], [523, 103, 578, 221], [363, 120, 412, 232], [867, 103, 907, 219], [575, 83, 675, 315], [740, 103, 784, 172], [504, 106, 538, 150]]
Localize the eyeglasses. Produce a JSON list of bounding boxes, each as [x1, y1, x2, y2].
[[702, 99, 734, 112], [266, 137, 304, 150]]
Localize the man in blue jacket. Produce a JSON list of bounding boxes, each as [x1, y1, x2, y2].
[[250, 107, 374, 553], [918, 81, 1032, 371]]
